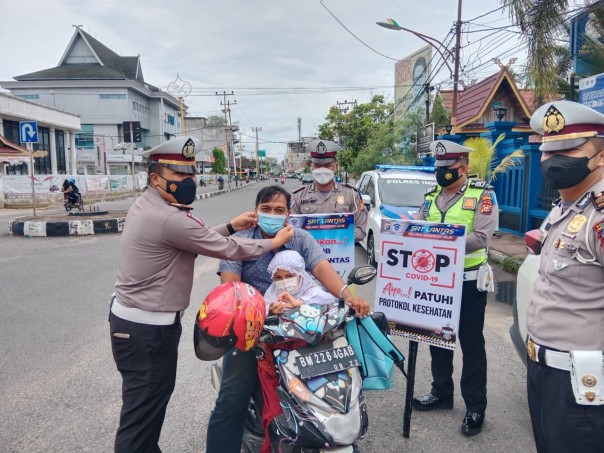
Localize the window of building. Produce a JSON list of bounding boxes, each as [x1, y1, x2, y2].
[[75, 124, 94, 149], [55, 130, 66, 173], [33, 127, 51, 174], [99, 94, 127, 100], [16, 94, 40, 100]]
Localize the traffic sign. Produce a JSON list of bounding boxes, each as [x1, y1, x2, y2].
[[123, 121, 142, 143], [258, 150, 266, 158], [19, 121, 39, 143]]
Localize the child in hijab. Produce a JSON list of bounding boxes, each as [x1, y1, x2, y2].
[[264, 250, 336, 315]]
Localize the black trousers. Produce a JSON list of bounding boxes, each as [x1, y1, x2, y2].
[[527, 359, 604, 453], [110, 312, 182, 453], [429, 280, 487, 413]]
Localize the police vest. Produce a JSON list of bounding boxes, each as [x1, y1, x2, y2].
[[425, 183, 488, 270]]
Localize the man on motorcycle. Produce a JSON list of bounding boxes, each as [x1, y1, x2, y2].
[[61, 178, 81, 204], [217, 175, 225, 189], [206, 185, 370, 453]]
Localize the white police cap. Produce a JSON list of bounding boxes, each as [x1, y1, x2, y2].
[[530, 100, 604, 152], [141, 136, 201, 174]]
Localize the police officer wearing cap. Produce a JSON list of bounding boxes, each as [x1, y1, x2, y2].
[[526, 100, 604, 453], [291, 139, 368, 242], [412, 140, 498, 436], [109, 136, 293, 452]]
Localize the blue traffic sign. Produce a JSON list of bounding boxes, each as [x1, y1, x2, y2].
[[579, 72, 604, 115], [19, 121, 39, 144]]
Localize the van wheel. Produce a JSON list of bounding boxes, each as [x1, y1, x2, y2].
[[367, 233, 377, 268]]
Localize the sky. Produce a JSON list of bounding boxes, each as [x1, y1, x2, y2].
[[0, 0, 523, 161]]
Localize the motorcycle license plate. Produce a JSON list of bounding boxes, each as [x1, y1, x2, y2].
[[295, 345, 360, 379]]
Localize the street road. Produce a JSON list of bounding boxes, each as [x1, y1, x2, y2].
[[0, 180, 535, 453]]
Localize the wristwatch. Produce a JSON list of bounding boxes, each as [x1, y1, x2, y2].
[[226, 222, 236, 235]]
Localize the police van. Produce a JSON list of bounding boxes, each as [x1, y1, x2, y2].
[[356, 165, 436, 267]]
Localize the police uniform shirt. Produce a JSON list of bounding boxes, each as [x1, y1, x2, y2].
[[527, 179, 604, 351], [218, 227, 327, 295], [418, 180, 498, 253], [291, 182, 368, 242], [114, 187, 274, 312]]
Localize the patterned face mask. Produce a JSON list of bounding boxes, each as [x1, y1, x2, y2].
[[274, 277, 300, 295]]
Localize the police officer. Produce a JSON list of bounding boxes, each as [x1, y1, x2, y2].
[[109, 136, 293, 453], [526, 100, 604, 453], [291, 139, 368, 242], [412, 140, 498, 436]]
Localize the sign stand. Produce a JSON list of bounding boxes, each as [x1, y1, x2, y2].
[[19, 121, 39, 217], [28, 143, 37, 217], [402, 340, 418, 437]]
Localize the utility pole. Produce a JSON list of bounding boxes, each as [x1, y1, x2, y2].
[[424, 84, 435, 125], [451, 0, 462, 133], [238, 131, 244, 177], [336, 99, 357, 114], [252, 127, 262, 180], [215, 91, 236, 188]]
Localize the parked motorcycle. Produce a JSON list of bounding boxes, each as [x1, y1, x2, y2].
[[199, 177, 207, 187], [211, 265, 377, 453], [63, 193, 84, 212]]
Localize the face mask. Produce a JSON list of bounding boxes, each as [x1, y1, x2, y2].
[[258, 213, 286, 236], [158, 176, 197, 205], [540, 152, 600, 190], [436, 167, 461, 187], [274, 277, 300, 295], [312, 167, 335, 185]]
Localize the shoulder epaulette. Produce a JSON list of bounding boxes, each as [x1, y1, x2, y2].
[[552, 197, 561, 208], [592, 191, 604, 212], [168, 202, 194, 211], [469, 180, 493, 190], [425, 185, 438, 195], [292, 186, 305, 194]]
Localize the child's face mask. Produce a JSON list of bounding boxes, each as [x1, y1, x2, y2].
[[274, 277, 300, 295]]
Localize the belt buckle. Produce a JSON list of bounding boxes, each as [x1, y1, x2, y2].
[[527, 338, 537, 362]]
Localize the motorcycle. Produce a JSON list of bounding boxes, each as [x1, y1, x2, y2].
[[280, 176, 285, 185], [211, 265, 377, 453], [218, 178, 225, 190], [63, 193, 84, 212], [199, 178, 207, 187]]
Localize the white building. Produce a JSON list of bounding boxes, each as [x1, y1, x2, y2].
[[1, 26, 184, 176]]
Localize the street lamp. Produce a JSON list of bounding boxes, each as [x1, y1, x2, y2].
[[495, 106, 508, 121], [444, 124, 453, 134], [377, 0, 463, 132]]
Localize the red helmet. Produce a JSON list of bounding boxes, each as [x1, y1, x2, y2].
[[194, 281, 266, 361]]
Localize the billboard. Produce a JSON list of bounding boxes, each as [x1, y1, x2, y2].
[[579, 72, 604, 115], [394, 45, 432, 116]]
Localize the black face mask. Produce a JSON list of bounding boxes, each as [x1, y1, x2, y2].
[[540, 151, 600, 190], [436, 167, 461, 187], [158, 175, 197, 205]]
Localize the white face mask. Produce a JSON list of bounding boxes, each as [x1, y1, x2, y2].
[[312, 167, 335, 185], [274, 277, 300, 295]]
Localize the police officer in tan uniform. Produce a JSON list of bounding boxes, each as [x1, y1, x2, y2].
[[412, 140, 498, 436], [291, 139, 368, 242], [526, 101, 604, 453], [109, 136, 293, 453]]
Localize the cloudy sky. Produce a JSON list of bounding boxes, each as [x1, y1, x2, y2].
[[0, 0, 521, 160]]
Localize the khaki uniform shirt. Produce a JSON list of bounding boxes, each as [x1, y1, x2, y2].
[[527, 179, 604, 351], [417, 180, 498, 254], [114, 187, 273, 312], [291, 182, 368, 242]]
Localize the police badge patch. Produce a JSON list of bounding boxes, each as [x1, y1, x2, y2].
[[542, 105, 565, 134], [316, 141, 327, 154], [435, 142, 446, 157], [182, 138, 196, 158], [592, 191, 604, 212], [593, 220, 604, 250]]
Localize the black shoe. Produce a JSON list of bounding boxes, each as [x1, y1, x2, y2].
[[461, 411, 485, 436], [412, 393, 453, 411]]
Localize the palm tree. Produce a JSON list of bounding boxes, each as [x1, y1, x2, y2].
[[502, 0, 604, 102], [464, 134, 524, 183]]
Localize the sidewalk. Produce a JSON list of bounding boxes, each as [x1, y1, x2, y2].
[[488, 231, 528, 269]]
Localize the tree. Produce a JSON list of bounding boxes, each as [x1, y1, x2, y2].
[[429, 93, 450, 131], [211, 147, 226, 174], [464, 134, 524, 183], [206, 115, 226, 127], [502, 0, 604, 102]]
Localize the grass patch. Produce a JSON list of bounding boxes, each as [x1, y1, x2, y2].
[[500, 256, 521, 274]]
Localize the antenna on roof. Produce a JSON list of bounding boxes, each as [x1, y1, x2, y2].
[[72, 24, 83, 29]]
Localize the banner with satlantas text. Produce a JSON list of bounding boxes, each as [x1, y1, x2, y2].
[[376, 219, 466, 350], [290, 213, 354, 279]]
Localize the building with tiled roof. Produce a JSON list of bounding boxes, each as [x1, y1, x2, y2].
[[1, 26, 188, 176]]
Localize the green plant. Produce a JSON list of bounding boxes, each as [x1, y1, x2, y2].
[[500, 256, 522, 274], [464, 134, 524, 183]]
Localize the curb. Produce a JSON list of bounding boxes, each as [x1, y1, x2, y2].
[[488, 249, 524, 274], [9, 216, 127, 237], [8, 182, 252, 237]]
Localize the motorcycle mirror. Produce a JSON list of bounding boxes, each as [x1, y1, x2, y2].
[[347, 265, 377, 286]]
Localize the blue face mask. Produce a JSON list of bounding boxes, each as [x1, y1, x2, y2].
[[258, 213, 286, 236]]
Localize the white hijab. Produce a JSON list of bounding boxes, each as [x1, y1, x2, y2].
[[264, 250, 336, 306]]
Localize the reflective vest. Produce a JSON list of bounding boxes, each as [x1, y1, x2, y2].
[[424, 182, 488, 270]]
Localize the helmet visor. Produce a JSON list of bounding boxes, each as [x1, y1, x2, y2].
[[194, 325, 237, 361]]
